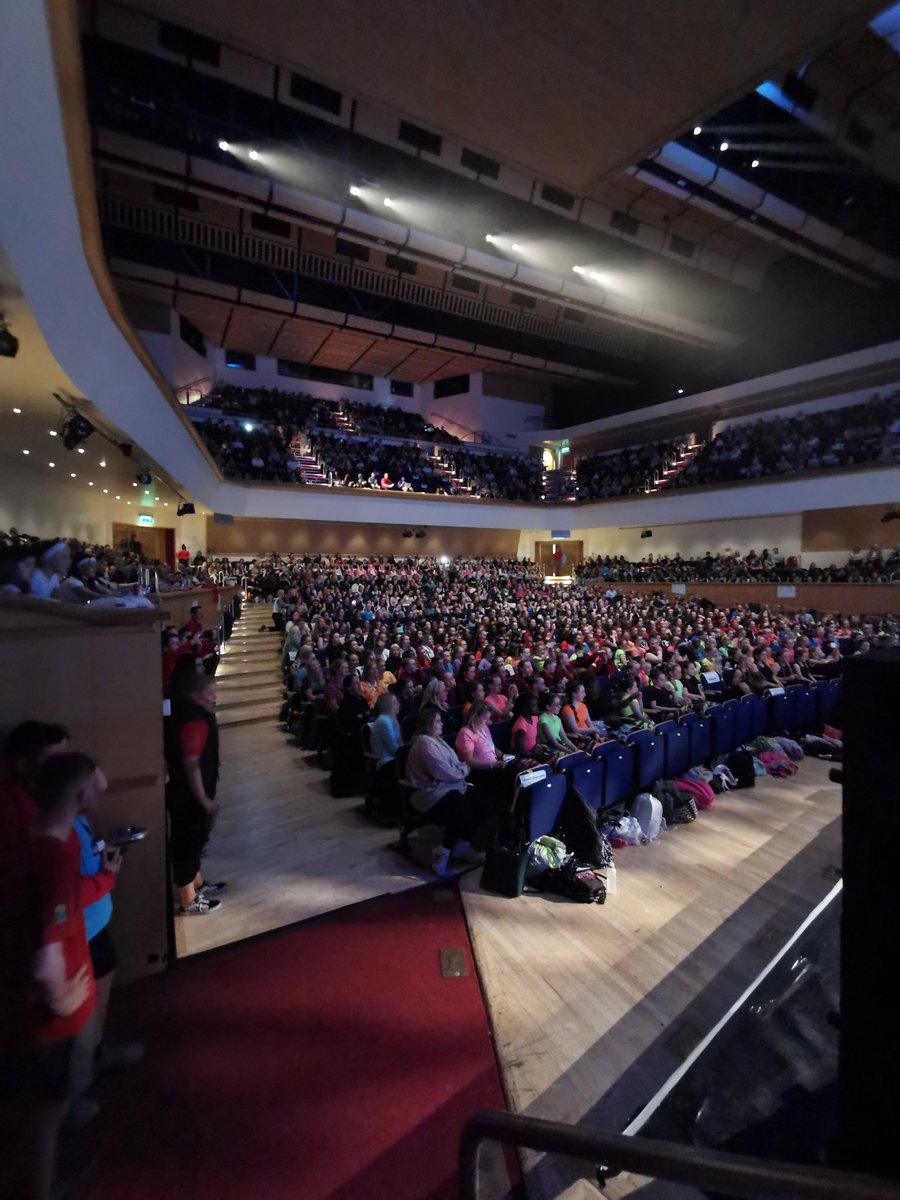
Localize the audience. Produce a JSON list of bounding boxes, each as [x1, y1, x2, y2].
[[576, 437, 694, 501]]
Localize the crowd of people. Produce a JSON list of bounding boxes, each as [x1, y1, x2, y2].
[[670, 390, 900, 490], [577, 546, 900, 584], [576, 437, 694, 500], [238, 552, 886, 867]]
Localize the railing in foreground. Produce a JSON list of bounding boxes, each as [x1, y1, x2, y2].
[[459, 1111, 900, 1200]]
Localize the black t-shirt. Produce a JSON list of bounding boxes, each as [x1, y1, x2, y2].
[[645, 686, 676, 711]]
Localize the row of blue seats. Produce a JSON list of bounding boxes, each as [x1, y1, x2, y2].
[[513, 679, 841, 842]]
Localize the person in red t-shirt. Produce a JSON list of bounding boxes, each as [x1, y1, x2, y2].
[[16, 754, 118, 1200], [176, 543, 190, 569]]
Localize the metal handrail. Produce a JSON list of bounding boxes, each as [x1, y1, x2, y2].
[[459, 1111, 900, 1200]]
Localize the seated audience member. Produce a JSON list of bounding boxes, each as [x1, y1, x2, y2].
[[164, 673, 226, 916], [616, 675, 651, 727], [367, 692, 402, 819], [30, 540, 71, 600], [643, 668, 683, 720], [19, 754, 110, 1200], [406, 708, 474, 876], [0, 542, 37, 594], [510, 692, 547, 761], [455, 702, 506, 773], [537, 691, 580, 756], [482, 673, 509, 721], [418, 678, 449, 717], [561, 681, 604, 746]]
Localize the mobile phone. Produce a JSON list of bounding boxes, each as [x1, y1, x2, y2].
[[106, 826, 148, 848]]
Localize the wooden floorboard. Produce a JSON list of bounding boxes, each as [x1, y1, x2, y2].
[[460, 760, 842, 1200]]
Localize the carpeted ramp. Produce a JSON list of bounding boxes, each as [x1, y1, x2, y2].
[[83, 884, 513, 1200]]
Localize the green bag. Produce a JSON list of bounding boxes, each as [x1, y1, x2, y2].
[[479, 840, 529, 897]]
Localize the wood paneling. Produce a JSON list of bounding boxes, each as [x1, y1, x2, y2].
[[604, 580, 900, 614], [206, 517, 520, 558], [802, 503, 900, 553], [158, 585, 237, 634], [0, 598, 168, 983]]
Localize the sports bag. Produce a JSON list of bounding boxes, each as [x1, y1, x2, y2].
[[725, 750, 756, 789], [759, 749, 798, 777], [675, 775, 716, 809], [631, 792, 663, 841], [536, 859, 607, 904]]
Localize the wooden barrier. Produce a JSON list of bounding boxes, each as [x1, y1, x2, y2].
[[0, 598, 169, 983], [587, 580, 900, 615], [154, 585, 239, 635]]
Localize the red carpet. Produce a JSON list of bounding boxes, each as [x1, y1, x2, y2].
[[82, 885, 515, 1200]]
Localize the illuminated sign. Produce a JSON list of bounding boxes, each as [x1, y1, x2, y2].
[[137, 513, 155, 526]]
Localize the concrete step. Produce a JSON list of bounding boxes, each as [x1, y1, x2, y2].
[[216, 685, 282, 709]]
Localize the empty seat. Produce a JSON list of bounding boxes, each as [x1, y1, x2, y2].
[[795, 685, 818, 731], [735, 696, 755, 746], [660, 722, 691, 778], [519, 771, 567, 841], [747, 693, 768, 739], [680, 712, 711, 766], [711, 702, 738, 757], [627, 729, 666, 793], [593, 740, 635, 809], [817, 678, 841, 724], [489, 719, 512, 754], [768, 687, 800, 733], [565, 758, 605, 813]]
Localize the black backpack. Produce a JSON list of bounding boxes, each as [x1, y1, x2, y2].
[[726, 749, 756, 789], [537, 859, 607, 904]]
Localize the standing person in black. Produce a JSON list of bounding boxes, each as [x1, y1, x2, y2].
[[164, 672, 227, 916], [330, 673, 370, 798]]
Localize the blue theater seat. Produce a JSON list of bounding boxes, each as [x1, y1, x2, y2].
[[817, 678, 841, 724], [593, 741, 635, 810], [680, 712, 711, 767], [768, 687, 800, 734], [747, 692, 768, 740], [795, 685, 818, 732], [561, 756, 605, 813], [660, 722, 691, 778], [735, 696, 755, 746], [520, 771, 567, 841], [627, 729, 665, 793], [489, 719, 511, 754], [710, 702, 739, 757]]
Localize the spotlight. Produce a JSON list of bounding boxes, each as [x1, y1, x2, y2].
[[485, 234, 497, 244], [249, 149, 260, 161], [12, 407, 21, 414], [383, 197, 395, 208], [135, 471, 152, 485], [177, 502, 196, 516], [218, 139, 230, 151], [414, 529, 426, 539], [0, 314, 18, 358], [751, 159, 760, 168], [589, 271, 604, 283], [640, 529, 653, 539], [62, 413, 94, 450], [402, 529, 413, 538], [720, 141, 729, 151], [677, 388, 684, 395], [572, 265, 587, 275], [511, 243, 522, 252], [349, 184, 362, 196], [693, 125, 702, 135]]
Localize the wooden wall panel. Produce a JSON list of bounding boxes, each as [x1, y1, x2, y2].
[[604, 581, 900, 615], [802, 504, 900, 553], [206, 517, 521, 559], [0, 600, 169, 983]]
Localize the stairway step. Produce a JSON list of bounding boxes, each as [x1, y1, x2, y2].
[[216, 686, 282, 709], [216, 703, 281, 729]]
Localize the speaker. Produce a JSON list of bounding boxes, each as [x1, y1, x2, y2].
[[62, 414, 94, 450], [177, 502, 196, 516], [640, 529, 653, 539]]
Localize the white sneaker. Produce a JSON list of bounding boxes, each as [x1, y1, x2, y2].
[[178, 895, 221, 915], [431, 847, 452, 877]]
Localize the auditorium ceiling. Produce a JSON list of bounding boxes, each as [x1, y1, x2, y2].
[[113, 0, 882, 194]]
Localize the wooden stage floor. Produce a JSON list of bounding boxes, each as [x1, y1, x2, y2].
[[179, 613, 843, 1196]]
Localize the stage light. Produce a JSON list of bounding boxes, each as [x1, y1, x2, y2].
[[678, 388, 684, 395], [0, 314, 18, 358], [349, 184, 361, 196], [511, 243, 522, 252], [485, 234, 499, 244], [62, 413, 94, 450], [572, 265, 587, 275], [589, 271, 604, 283], [177, 502, 196, 516], [243, 422, 255, 432], [751, 159, 760, 168], [249, 149, 260, 161], [693, 126, 702, 135], [383, 196, 395, 208], [720, 141, 729, 151], [218, 140, 230, 151]]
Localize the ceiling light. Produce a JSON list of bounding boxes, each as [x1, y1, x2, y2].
[[349, 184, 361, 196], [485, 234, 497, 244], [720, 141, 729, 151], [154, 496, 159, 501], [127, 501, 131, 505], [77, 447, 85, 454], [70, 472, 76, 478], [103, 488, 108, 493], [249, 149, 260, 161], [49, 429, 57, 436], [572, 265, 587, 275], [218, 139, 230, 151], [243, 422, 254, 432], [49, 462, 55, 467], [88, 481, 94, 486], [511, 243, 522, 252], [164, 502, 168, 506], [678, 388, 684, 395], [115, 495, 120, 499], [383, 197, 395, 208], [22, 449, 29, 455], [132, 482, 137, 487], [99, 459, 106, 467], [751, 159, 760, 168], [693, 126, 702, 135], [12, 407, 21, 414]]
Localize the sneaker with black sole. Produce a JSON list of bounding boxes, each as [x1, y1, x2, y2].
[[198, 880, 227, 896], [178, 895, 221, 915]]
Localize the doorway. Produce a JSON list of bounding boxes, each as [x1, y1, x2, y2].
[[534, 540, 583, 576], [112, 522, 174, 567]]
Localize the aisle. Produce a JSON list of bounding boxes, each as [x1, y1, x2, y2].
[[460, 758, 842, 1200], [86, 886, 516, 1200], [176, 614, 432, 958]]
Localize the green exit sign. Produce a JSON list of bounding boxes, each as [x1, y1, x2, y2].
[[137, 513, 155, 526]]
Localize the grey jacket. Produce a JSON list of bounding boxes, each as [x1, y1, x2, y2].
[[406, 734, 469, 812]]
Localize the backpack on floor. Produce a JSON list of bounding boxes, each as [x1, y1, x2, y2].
[[536, 858, 607, 904], [675, 775, 716, 810], [631, 792, 663, 841], [759, 750, 798, 777], [725, 750, 756, 789]]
